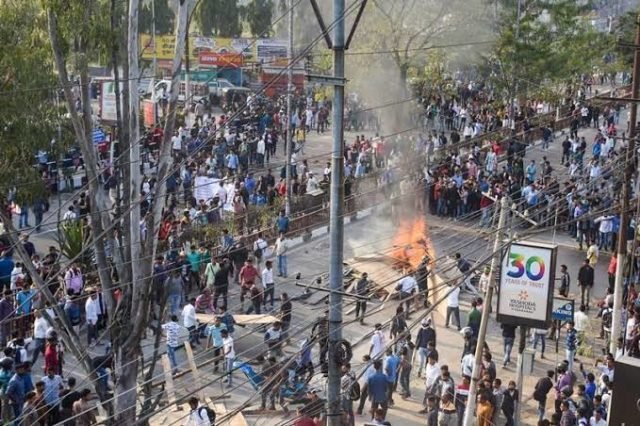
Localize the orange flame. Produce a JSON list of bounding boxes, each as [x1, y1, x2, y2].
[[390, 217, 435, 271]]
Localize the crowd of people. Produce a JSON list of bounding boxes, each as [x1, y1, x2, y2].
[[1, 66, 639, 426]]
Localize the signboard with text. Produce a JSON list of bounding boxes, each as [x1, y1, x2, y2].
[[497, 241, 557, 328], [552, 297, 575, 322]]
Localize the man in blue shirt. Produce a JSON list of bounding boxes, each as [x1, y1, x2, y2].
[[276, 210, 290, 234], [383, 348, 400, 406], [205, 316, 227, 372], [0, 252, 14, 292], [6, 363, 28, 420], [565, 321, 578, 371], [367, 359, 389, 420]]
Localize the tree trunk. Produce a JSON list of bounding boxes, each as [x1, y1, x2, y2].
[[114, 344, 140, 422]]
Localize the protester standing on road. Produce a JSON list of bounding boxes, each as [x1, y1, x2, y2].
[[353, 273, 370, 324], [414, 319, 436, 377], [161, 315, 183, 374], [275, 232, 289, 278], [369, 323, 386, 360], [501, 323, 517, 367], [221, 329, 235, 387], [445, 284, 461, 330], [366, 360, 388, 420], [533, 370, 555, 421], [566, 322, 578, 371], [261, 260, 275, 310], [577, 259, 594, 310]]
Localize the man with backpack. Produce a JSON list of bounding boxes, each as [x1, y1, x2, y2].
[[187, 396, 215, 425], [341, 362, 357, 426]]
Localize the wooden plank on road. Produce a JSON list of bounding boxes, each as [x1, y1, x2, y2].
[[184, 341, 205, 401], [162, 354, 183, 411]]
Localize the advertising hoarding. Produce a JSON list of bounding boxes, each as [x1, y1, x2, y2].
[[551, 297, 575, 322], [497, 241, 557, 328]]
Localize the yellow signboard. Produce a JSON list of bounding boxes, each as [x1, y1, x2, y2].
[[139, 34, 259, 62]]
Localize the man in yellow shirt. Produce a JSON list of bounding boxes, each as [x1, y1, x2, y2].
[[476, 393, 494, 426]]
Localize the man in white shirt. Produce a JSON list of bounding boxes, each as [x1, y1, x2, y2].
[[369, 323, 386, 359], [85, 292, 100, 346], [574, 304, 591, 347], [423, 355, 440, 400], [31, 310, 50, 364], [222, 329, 235, 387], [182, 298, 200, 346], [275, 232, 288, 278], [445, 284, 461, 330], [461, 351, 475, 377], [62, 207, 77, 224], [397, 274, 418, 318], [162, 315, 183, 373], [589, 409, 606, 426], [171, 131, 182, 156], [262, 260, 276, 310], [186, 397, 212, 426]]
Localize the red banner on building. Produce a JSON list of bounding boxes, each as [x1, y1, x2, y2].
[[198, 52, 243, 68]]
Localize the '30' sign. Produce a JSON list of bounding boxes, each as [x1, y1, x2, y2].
[[506, 253, 545, 281]]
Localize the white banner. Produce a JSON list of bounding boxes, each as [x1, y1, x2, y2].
[[497, 241, 557, 327], [194, 176, 222, 203]]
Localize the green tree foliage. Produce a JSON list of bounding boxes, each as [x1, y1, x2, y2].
[[491, 0, 606, 102], [0, 1, 63, 204], [614, 11, 636, 67], [196, 0, 242, 37], [139, 0, 176, 35], [246, 0, 274, 37]]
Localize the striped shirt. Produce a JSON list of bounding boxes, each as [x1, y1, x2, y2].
[[162, 321, 182, 348]]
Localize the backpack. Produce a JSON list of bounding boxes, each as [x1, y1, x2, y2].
[[349, 380, 361, 401], [198, 406, 216, 424], [602, 308, 612, 330]]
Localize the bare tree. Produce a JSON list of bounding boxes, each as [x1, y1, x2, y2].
[[45, 0, 194, 421]]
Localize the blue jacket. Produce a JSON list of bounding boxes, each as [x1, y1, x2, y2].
[[367, 372, 389, 403], [0, 256, 14, 283]]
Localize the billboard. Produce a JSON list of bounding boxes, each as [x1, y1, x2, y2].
[[256, 39, 288, 63], [140, 35, 285, 63], [551, 297, 574, 322], [199, 52, 244, 68], [99, 80, 122, 123], [497, 241, 557, 328]]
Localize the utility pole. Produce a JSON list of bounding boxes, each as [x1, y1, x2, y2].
[[327, 0, 346, 424], [151, 0, 158, 123], [284, 0, 293, 216], [463, 197, 508, 425], [611, 12, 640, 354]]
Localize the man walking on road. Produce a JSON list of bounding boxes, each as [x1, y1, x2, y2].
[[367, 360, 389, 420], [577, 259, 594, 310], [353, 272, 370, 324], [414, 319, 436, 377], [275, 232, 289, 278], [445, 284, 461, 330]]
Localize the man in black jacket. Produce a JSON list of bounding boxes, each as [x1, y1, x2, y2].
[[533, 370, 555, 422], [414, 319, 436, 377], [577, 258, 594, 310]]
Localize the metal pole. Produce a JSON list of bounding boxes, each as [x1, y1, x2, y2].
[[514, 325, 527, 425], [610, 12, 640, 354], [284, 0, 293, 216], [463, 197, 508, 426], [510, 0, 522, 130], [327, 0, 345, 424], [185, 23, 190, 119], [151, 0, 158, 124]]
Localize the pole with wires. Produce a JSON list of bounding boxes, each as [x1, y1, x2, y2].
[[284, 0, 293, 216], [327, 0, 346, 424], [463, 196, 508, 425], [611, 12, 640, 355]]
